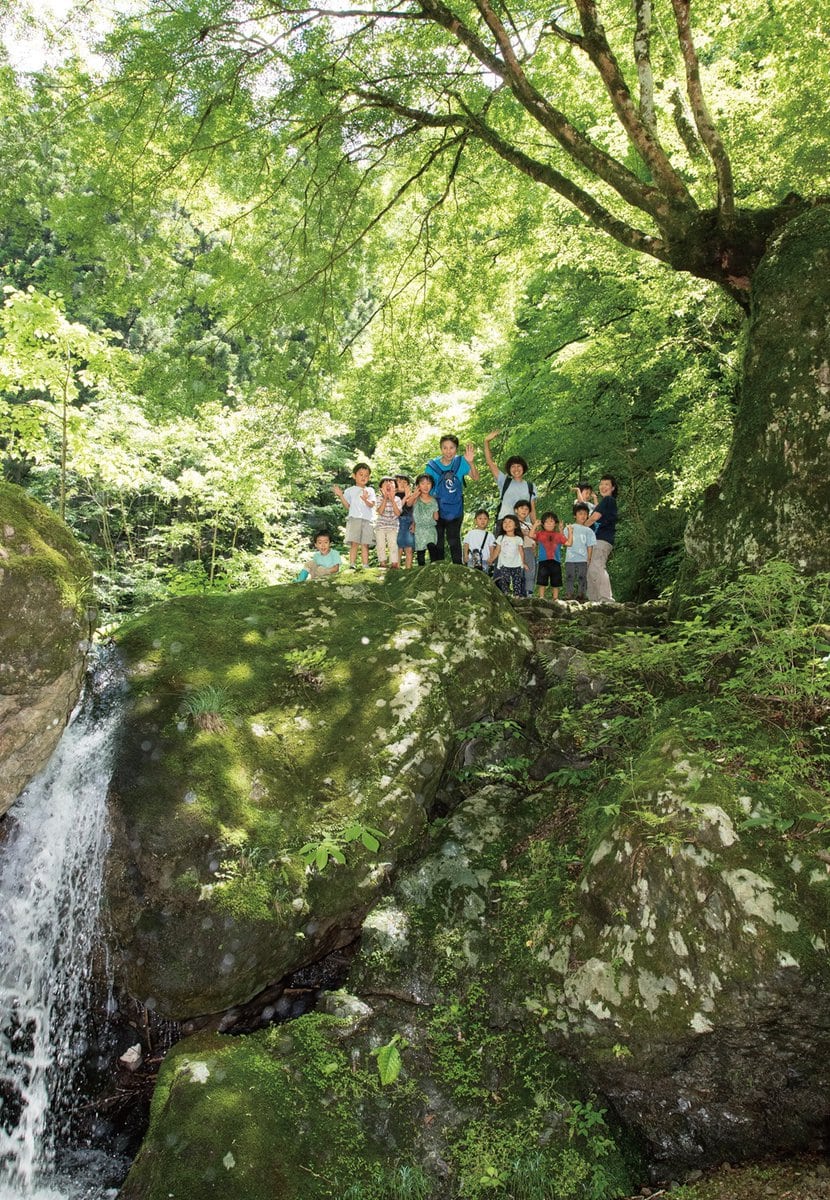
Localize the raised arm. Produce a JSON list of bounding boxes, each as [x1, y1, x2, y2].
[[464, 443, 480, 482], [482, 430, 501, 481], [332, 484, 349, 511]]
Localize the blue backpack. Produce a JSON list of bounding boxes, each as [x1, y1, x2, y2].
[[428, 456, 465, 520]]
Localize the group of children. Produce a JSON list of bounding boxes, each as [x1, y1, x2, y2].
[[460, 495, 597, 600], [299, 461, 604, 603]]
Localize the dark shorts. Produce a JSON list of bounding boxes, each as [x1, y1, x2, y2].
[[537, 560, 562, 588]]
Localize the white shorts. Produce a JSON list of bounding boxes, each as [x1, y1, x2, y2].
[[345, 517, 375, 545]]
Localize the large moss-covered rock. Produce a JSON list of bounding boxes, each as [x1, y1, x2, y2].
[[119, 781, 637, 1200], [540, 732, 830, 1169], [0, 481, 92, 816], [106, 565, 531, 1019]]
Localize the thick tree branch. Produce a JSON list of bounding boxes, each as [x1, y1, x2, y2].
[[572, 0, 694, 213], [670, 0, 735, 227], [355, 89, 670, 263], [418, 0, 672, 224], [633, 0, 655, 130]]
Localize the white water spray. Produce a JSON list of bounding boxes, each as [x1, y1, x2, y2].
[[0, 659, 121, 1200]]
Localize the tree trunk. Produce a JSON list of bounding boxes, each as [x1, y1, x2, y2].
[[683, 207, 830, 579]]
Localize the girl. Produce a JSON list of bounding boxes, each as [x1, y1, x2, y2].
[[374, 476, 403, 567], [406, 474, 440, 565], [490, 514, 526, 596]]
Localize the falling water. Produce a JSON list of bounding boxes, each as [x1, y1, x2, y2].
[[0, 654, 123, 1200]]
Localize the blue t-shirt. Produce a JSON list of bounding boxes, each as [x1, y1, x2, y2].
[[425, 456, 471, 518], [425, 456, 471, 485]]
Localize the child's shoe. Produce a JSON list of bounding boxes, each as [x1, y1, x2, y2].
[[295, 569, 310, 581]]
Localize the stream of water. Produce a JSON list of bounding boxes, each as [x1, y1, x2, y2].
[[0, 656, 123, 1200]]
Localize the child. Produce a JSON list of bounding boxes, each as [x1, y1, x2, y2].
[[395, 474, 414, 569], [514, 499, 537, 597], [533, 512, 568, 600], [563, 502, 597, 600], [374, 477, 403, 568], [333, 463, 375, 569], [423, 435, 478, 563], [490, 514, 526, 596], [296, 531, 341, 581], [573, 481, 597, 514], [406, 473, 439, 565], [463, 509, 496, 572]]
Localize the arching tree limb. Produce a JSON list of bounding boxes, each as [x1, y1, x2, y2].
[[670, 0, 735, 228]]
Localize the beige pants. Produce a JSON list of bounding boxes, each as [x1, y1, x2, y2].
[[587, 539, 614, 601], [375, 525, 399, 564]]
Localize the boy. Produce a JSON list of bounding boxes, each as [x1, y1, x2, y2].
[[533, 512, 567, 600], [514, 499, 537, 596], [333, 463, 375, 569], [463, 509, 496, 572], [296, 531, 341, 581], [374, 476, 403, 568], [424, 435, 479, 564], [563, 502, 596, 600], [573, 481, 597, 514]]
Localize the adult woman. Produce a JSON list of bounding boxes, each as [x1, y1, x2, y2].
[[482, 430, 537, 531], [586, 475, 618, 602]]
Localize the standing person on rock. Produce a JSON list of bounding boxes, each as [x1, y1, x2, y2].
[[483, 430, 537, 533], [424, 435, 479, 564], [586, 475, 619, 602]]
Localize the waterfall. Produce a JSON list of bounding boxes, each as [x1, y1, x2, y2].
[[0, 654, 122, 1200]]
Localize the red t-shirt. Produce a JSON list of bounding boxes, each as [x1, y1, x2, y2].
[[534, 529, 567, 560]]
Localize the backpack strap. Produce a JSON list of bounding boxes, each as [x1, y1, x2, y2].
[[429, 455, 462, 480]]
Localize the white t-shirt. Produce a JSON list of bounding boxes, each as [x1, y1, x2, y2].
[[496, 534, 524, 568], [343, 484, 376, 521], [463, 529, 496, 566], [566, 523, 596, 563]]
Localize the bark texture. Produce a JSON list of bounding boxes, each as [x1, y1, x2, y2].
[[684, 207, 830, 576]]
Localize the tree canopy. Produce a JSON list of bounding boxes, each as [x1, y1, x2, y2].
[[0, 0, 827, 607]]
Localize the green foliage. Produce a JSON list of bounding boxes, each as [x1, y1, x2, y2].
[[371, 1035, 405, 1087], [454, 719, 531, 787], [541, 563, 830, 842], [298, 823, 386, 872], [180, 685, 237, 729]]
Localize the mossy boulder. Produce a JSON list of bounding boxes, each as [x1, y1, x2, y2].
[[540, 732, 830, 1170], [106, 565, 531, 1019], [117, 1015, 427, 1200], [120, 780, 637, 1200], [0, 481, 92, 816]]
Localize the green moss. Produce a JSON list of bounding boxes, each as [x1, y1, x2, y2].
[[0, 480, 92, 682], [121, 1015, 431, 1200]]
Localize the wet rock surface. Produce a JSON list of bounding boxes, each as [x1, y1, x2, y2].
[[0, 481, 92, 816]]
